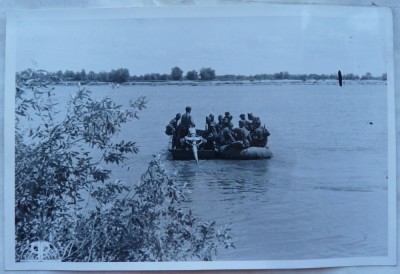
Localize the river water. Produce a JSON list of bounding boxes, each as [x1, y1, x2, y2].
[[51, 82, 388, 260]]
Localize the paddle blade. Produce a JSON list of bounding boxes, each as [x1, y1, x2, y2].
[[192, 144, 199, 164]]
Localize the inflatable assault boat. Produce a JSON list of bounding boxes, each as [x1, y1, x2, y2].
[[168, 130, 272, 162]]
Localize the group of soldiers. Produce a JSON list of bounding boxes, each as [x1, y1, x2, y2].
[[165, 106, 270, 150]]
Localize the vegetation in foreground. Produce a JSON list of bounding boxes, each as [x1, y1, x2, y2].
[[15, 70, 234, 262]]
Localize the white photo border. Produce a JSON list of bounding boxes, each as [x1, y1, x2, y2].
[[4, 4, 396, 271]]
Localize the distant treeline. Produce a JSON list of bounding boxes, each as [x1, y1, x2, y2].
[[17, 67, 387, 84]]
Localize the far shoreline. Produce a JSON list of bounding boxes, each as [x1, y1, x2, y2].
[[55, 79, 387, 87]]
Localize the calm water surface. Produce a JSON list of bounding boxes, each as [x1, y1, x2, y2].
[[53, 83, 388, 260]]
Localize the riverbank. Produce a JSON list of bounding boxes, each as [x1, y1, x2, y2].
[[56, 79, 386, 87]]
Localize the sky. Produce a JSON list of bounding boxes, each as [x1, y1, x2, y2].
[[14, 6, 390, 76]]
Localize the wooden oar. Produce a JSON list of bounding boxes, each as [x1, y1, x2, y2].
[[192, 143, 199, 164]]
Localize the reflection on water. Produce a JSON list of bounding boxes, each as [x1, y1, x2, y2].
[[175, 160, 272, 202]]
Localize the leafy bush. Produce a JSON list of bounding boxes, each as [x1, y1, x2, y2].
[[15, 70, 233, 262]]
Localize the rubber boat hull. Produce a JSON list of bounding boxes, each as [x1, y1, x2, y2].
[[219, 146, 273, 160], [169, 146, 272, 160], [169, 148, 217, 160]]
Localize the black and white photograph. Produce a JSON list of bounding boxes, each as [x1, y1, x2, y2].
[[4, 3, 396, 271]]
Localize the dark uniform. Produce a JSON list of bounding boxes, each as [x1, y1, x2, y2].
[[179, 106, 195, 139], [250, 116, 270, 147], [218, 117, 236, 145], [169, 116, 180, 131], [216, 115, 224, 134], [204, 116, 217, 149], [165, 113, 181, 149], [165, 114, 180, 135], [250, 127, 268, 147], [235, 120, 251, 148], [239, 113, 252, 132]]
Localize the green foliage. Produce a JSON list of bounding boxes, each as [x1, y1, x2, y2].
[[15, 69, 233, 262]]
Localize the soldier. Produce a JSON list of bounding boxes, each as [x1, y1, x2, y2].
[[225, 111, 234, 129], [179, 106, 195, 139], [208, 114, 217, 126], [250, 117, 270, 147], [204, 116, 217, 149], [165, 113, 181, 135], [219, 117, 236, 146], [247, 113, 254, 121], [247, 113, 255, 131], [234, 120, 251, 148], [216, 114, 224, 134], [252, 116, 261, 130], [239, 113, 252, 131], [169, 113, 181, 149]]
